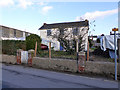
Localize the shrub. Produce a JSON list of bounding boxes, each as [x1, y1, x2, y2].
[[93, 47, 110, 58], [88, 38, 93, 48], [26, 34, 42, 52], [2, 40, 26, 55]]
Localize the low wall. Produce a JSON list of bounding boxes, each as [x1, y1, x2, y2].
[[2, 54, 16, 64], [85, 61, 120, 76], [1, 54, 120, 76], [32, 57, 77, 72]]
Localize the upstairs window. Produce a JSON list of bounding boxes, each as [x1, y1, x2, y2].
[[73, 27, 78, 36], [14, 29, 16, 37], [47, 30, 51, 36], [60, 30, 64, 35]]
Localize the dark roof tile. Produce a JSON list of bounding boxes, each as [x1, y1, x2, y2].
[[39, 20, 89, 30]]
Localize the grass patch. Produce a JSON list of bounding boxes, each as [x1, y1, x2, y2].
[[37, 50, 76, 60], [51, 50, 76, 59]]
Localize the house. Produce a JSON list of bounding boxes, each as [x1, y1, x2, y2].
[[38, 20, 89, 51], [0, 25, 31, 40]]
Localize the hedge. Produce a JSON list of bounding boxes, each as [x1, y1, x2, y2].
[[2, 40, 26, 55], [26, 34, 42, 52], [2, 34, 42, 55]]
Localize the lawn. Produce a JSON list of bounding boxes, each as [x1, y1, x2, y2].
[[37, 50, 77, 60]]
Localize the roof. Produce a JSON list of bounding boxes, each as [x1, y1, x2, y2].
[[0, 25, 32, 34], [88, 36, 97, 38], [39, 20, 89, 30]]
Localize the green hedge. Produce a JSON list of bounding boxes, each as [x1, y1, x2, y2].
[[26, 34, 42, 52], [2, 34, 42, 56], [2, 40, 26, 55]]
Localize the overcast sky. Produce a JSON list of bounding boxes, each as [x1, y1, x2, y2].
[[0, 0, 119, 36]]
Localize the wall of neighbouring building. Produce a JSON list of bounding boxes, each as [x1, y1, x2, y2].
[[16, 30, 23, 38], [0, 25, 31, 39], [2, 26, 10, 38]]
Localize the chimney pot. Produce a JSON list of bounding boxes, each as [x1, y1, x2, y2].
[[44, 23, 46, 25]]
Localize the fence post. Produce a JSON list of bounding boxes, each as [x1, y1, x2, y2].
[[34, 41, 37, 57], [87, 41, 89, 61], [76, 40, 79, 72], [49, 42, 51, 59]]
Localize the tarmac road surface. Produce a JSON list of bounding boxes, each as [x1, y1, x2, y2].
[[1, 63, 119, 88]]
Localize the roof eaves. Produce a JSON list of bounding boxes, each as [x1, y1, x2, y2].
[[39, 20, 89, 30]]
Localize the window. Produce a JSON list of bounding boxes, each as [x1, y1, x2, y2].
[[73, 27, 78, 36], [60, 30, 64, 35], [47, 30, 51, 36], [14, 29, 16, 37], [23, 32, 25, 37]]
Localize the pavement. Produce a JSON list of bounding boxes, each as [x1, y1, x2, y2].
[[1, 63, 119, 88]]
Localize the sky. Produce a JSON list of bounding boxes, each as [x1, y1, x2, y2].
[[0, 0, 119, 36]]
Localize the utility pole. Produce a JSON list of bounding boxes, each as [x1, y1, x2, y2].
[[112, 28, 118, 80]]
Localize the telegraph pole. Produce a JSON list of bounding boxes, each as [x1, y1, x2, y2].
[[112, 28, 118, 80]]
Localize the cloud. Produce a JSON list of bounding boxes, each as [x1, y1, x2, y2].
[[76, 9, 118, 21], [18, 0, 33, 9], [41, 6, 53, 14], [38, 2, 47, 6], [0, 0, 14, 7]]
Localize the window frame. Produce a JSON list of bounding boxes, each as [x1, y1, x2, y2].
[[73, 27, 78, 36], [47, 30, 51, 36], [14, 29, 16, 37]]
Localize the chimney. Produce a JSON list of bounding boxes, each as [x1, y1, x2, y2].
[[85, 19, 88, 22], [101, 34, 104, 36], [110, 31, 112, 35], [44, 23, 47, 25]]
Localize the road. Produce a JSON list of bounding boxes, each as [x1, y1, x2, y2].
[[1, 63, 118, 88]]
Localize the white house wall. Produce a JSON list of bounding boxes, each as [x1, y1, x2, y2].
[[40, 26, 89, 51], [40, 30, 47, 39], [79, 27, 88, 51], [40, 29, 60, 51]]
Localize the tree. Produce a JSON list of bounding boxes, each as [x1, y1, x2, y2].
[[89, 20, 96, 36], [26, 34, 42, 52], [51, 25, 88, 54]]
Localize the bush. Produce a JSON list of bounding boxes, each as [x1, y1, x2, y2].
[[88, 38, 93, 48], [26, 34, 42, 52], [93, 47, 110, 58], [2, 34, 42, 55], [2, 40, 26, 55]]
